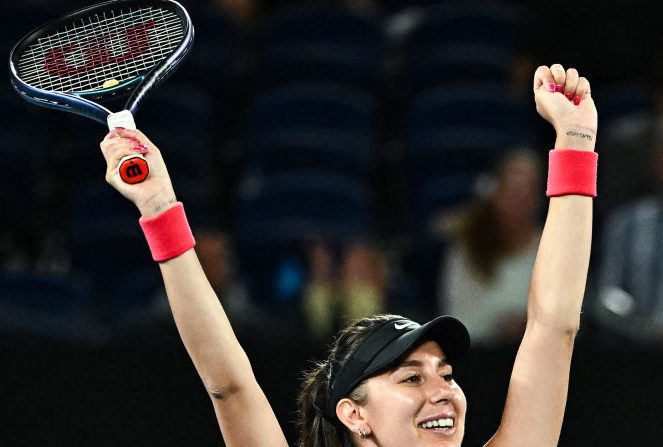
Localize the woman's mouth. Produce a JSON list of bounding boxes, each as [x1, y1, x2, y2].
[[418, 417, 455, 432]]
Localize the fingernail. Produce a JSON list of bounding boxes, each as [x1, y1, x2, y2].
[[115, 126, 125, 130], [555, 84, 564, 93], [548, 83, 556, 92], [566, 93, 573, 101], [127, 137, 139, 142], [132, 145, 148, 153], [573, 96, 581, 105]]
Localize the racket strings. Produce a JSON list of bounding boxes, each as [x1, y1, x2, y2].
[[16, 6, 184, 94]]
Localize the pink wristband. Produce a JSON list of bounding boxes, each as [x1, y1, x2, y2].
[[546, 149, 598, 197], [139, 202, 196, 262]]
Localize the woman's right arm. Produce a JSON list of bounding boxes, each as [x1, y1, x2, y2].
[[100, 128, 288, 447]]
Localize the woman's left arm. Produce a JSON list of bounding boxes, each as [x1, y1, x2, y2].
[[485, 64, 597, 447]]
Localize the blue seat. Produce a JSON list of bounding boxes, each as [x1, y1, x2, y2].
[[403, 2, 525, 93], [407, 82, 530, 133], [405, 1, 525, 49], [406, 43, 515, 94], [257, 5, 384, 90], [0, 271, 98, 341], [404, 83, 532, 194], [235, 171, 373, 245], [405, 126, 511, 185], [244, 82, 376, 176]]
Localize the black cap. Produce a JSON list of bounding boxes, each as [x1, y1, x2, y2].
[[327, 315, 470, 416]]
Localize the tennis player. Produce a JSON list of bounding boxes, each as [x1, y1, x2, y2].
[[99, 63, 597, 447]]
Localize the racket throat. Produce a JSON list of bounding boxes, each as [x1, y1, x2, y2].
[[107, 110, 136, 130]]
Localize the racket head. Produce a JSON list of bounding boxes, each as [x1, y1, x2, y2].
[[9, 0, 194, 125]]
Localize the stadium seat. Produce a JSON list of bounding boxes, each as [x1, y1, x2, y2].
[[235, 170, 373, 245], [404, 82, 531, 190], [405, 1, 524, 49], [257, 5, 384, 90], [403, 1, 525, 93], [243, 82, 376, 176], [406, 43, 515, 94]]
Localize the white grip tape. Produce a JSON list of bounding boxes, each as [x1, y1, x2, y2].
[[107, 110, 136, 130]]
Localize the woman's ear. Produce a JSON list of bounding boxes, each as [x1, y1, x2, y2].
[[336, 397, 366, 431]]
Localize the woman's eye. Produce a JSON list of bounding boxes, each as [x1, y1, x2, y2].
[[442, 374, 454, 382], [402, 374, 421, 383]]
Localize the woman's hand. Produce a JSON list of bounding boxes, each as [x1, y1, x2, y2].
[[99, 128, 177, 217], [533, 64, 597, 151]]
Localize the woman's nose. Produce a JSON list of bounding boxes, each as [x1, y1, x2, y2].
[[427, 376, 454, 403]]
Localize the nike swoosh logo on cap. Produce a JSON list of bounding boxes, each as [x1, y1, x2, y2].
[[394, 322, 418, 330]]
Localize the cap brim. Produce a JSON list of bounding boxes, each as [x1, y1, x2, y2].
[[362, 315, 470, 378]]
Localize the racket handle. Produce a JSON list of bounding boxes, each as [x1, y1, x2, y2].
[[107, 110, 149, 184]]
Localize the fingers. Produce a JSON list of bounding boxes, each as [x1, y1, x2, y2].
[[533, 63, 588, 105], [575, 76, 591, 102], [115, 127, 157, 150], [100, 128, 152, 156], [99, 129, 152, 183], [550, 63, 566, 92], [562, 68, 579, 101], [533, 65, 555, 93]]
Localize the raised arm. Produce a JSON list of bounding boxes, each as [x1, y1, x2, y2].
[[100, 129, 288, 447], [485, 64, 598, 447]]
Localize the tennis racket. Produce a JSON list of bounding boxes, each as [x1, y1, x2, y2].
[[9, 0, 194, 184]]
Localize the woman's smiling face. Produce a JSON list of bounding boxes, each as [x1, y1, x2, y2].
[[360, 340, 467, 446]]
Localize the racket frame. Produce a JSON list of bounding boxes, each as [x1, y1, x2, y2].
[[8, 0, 194, 126]]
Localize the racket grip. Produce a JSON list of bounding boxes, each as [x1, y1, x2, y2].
[[107, 110, 149, 184]]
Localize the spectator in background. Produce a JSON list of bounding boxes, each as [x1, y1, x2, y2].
[[302, 238, 388, 341], [592, 123, 663, 347], [151, 229, 269, 334], [438, 149, 543, 346]]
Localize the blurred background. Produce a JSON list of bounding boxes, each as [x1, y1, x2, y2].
[[2, 0, 663, 445]]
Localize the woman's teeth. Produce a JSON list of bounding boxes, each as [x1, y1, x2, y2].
[[419, 418, 454, 429]]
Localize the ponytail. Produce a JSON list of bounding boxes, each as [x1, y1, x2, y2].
[[297, 361, 350, 447]]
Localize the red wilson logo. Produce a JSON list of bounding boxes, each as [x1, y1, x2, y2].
[[44, 21, 156, 77]]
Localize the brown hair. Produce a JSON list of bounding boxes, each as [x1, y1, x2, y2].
[[296, 314, 403, 447]]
